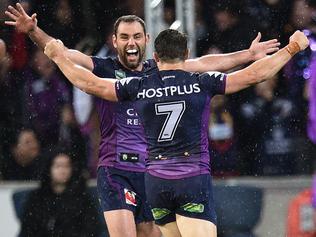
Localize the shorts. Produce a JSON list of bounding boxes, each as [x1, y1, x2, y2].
[[145, 173, 217, 226], [97, 166, 154, 224]]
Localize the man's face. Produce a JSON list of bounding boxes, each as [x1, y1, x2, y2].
[[113, 21, 148, 70]]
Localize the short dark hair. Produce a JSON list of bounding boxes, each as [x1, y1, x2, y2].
[[114, 15, 146, 36], [154, 29, 188, 62]]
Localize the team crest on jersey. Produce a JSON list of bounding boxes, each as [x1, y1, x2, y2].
[[115, 69, 126, 79], [124, 188, 137, 206]]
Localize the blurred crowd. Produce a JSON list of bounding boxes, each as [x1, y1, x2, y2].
[[0, 0, 316, 181]]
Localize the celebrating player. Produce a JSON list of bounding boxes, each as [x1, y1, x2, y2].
[[43, 29, 309, 237], [5, 3, 280, 237]]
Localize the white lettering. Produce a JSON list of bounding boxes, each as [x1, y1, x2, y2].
[[146, 89, 156, 98], [156, 88, 163, 97], [127, 108, 138, 116], [136, 83, 201, 99], [137, 89, 146, 99], [184, 84, 193, 94], [127, 118, 140, 125], [193, 83, 201, 93], [170, 86, 177, 96]]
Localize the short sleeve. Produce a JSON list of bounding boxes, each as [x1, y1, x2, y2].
[[91, 56, 112, 77], [115, 77, 142, 101], [199, 71, 227, 95]]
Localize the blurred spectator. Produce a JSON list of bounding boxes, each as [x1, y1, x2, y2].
[[32, 0, 84, 48], [1, 128, 43, 180], [245, 0, 290, 40], [23, 48, 71, 149], [209, 95, 238, 177], [239, 76, 299, 175], [58, 104, 87, 172], [19, 148, 102, 237], [283, 0, 316, 128], [282, 0, 316, 173], [205, 0, 258, 54]]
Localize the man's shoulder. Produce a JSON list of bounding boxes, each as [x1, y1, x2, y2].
[[143, 59, 158, 73]]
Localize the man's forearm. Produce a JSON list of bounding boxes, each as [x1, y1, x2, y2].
[[243, 45, 294, 84], [28, 26, 54, 50], [29, 27, 94, 70], [184, 49, 253, 73], [53, 56, 117, 101], [225, 42, 298, 94]]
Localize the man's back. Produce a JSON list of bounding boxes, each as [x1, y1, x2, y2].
[[116, 69, 226, 179]]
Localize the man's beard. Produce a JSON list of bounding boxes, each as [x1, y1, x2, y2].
[[119, 44, 145, 70]]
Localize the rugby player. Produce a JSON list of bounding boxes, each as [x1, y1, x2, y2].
[[43, 29, 309, 237], [5, 3, 280, 237]]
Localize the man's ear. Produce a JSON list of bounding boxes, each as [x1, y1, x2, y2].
[[153, 52, 159, 62], [112, 34, 118, 49], [145, 33, 150, 45]]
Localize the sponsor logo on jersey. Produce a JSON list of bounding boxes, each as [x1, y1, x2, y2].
[[162, 75, 176, 80], [151, 208, 171, 220], [124, 188, 137, 206], [115, 69, 126, 79], [181, 203, 204, 213], [120, 153, 139, 162], [137, 83, 201, 99]]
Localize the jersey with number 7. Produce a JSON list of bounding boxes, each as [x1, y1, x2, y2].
[[115, 70, 226, 179]]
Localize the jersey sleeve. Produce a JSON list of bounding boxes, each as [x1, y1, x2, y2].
[[91, 56, 111, 77], [115, 77, 142, 101], [199, 71, 227, 95]]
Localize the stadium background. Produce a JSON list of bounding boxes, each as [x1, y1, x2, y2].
[[0, 0, 315, 236]]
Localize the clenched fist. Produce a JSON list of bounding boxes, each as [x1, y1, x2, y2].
[[44, 39, 65, 61]]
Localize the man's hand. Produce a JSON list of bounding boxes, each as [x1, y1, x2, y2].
[[5, 3, 37, 33], [248, 32, 280, 61], [290, 30, 309, 51], [44, 39, 66, 62]]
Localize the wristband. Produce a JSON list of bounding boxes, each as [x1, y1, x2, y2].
[[285, 41, 301, 56]]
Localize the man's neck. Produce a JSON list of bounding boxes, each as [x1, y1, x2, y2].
[[157, 61, 185, 71]]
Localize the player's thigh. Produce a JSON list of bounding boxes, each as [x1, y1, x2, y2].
[[175, 174, 217, 224], [157, 221, 181, 237], [136, 221, 161, 237], [176, 214, 217, 237], [104, 209, 137, 237]]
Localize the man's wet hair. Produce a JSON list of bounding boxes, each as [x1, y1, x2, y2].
[[154, 29, 188, 62], [114, 15, 146, 35]]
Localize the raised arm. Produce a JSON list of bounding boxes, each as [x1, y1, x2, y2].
[[225, 31, 309, 94], [44, 40, 118, 102], [5, 3, 94, 71], [184, 32, 280, 73]]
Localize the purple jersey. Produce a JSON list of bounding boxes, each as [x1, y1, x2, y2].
[[116, 70, 226, 179], [92, 57, 158, 172], [308, 58, 316, 144]]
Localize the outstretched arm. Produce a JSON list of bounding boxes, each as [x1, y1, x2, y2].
[[225, 30, 309, 94], [5, 3, 94, 71], [44, 40, 118, 102], [184, 32, 280, 72]]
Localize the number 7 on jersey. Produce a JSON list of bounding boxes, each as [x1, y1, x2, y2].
[[155, 101, 186, 142]]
